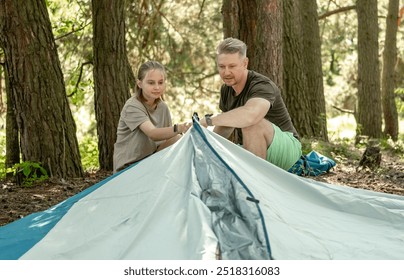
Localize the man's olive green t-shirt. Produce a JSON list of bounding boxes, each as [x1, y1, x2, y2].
[[219, 70, 300, 143]]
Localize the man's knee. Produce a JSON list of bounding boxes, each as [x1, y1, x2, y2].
[[242, 119, 271, 133], [241, 119, 274, 146]]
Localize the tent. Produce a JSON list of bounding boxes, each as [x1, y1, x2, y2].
[[1, 119, 404, 260]]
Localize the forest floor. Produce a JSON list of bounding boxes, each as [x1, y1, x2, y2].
[[0, 149, 403, 227]]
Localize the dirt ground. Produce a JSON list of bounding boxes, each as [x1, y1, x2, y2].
[[1, 153, 403, 227]]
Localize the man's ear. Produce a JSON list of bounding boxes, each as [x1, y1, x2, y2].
[[244, 57, 249, 68]]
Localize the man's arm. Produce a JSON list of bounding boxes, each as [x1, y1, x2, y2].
[[213, 126, 234, 139], [203, 97, 270, 129]]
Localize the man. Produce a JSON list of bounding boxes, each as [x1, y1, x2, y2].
[[200, 37, 301, 171]]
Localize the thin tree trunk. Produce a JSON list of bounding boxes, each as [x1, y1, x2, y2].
[[92, 0, 131, 170], [300, 0, 328, 141], [283, 0, 313, 138], [4, 68, 20, 174], [381, 0, 399, 141], [356, 0, 382, 139]]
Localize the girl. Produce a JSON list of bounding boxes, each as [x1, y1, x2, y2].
[[113, 61, 191, 173]]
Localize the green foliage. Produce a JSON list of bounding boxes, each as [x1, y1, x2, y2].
[[320, 0, 404, 122], [12, 161, 49, 187], [67, 64, 94, 106], [79, 135, 100, 171], [0, 133, 100, 180], [300, 136, 362, 165], [396, 88, 404, 118], [1, 0, 401, 180], [125, 0, 223, 122], [319, 0, 358, 91], [300, 130, 404, 170], [380, 138, 404, 160], [48, 0, 94, 126]]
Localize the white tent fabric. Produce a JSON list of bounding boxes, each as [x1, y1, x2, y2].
[[1, 121, 404, 260]]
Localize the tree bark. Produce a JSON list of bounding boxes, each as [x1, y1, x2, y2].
[[92, 0, 131, 170], [356, 0, 382, 139], [299, 0, 328, 141], [381, 0, 399, 141], [254, 0, 283, 88], [0, 0, 83, 178], [222, 0, 328, 140], [283, 0, 313, 138], [222, 0, 283, 87], [222, 0, 257, 63], [0, 22, 19, 175], [4, 68, 20, 173]]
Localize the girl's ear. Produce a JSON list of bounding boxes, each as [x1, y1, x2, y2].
[[137, 79, 142, 88]]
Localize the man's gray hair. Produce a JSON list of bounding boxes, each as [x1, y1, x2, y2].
[[216, 37, 247, 57]]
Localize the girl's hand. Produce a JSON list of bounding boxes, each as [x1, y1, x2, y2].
[[178, 122, 192, 134]]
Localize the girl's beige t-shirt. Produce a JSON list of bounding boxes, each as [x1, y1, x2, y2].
[[113, 97, 172, 173]]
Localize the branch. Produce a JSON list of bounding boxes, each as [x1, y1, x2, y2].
[[331, 105, 355, 115], [319, 5, 356, 20], [67, 61, 92, 97], [55, 21, 91, 41], [198, 0, 206, 19]]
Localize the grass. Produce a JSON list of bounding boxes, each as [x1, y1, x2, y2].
[[301, 115, 404, 165], [0, 134, 100, 179]]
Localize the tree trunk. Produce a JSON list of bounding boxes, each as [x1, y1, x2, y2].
[[283, 0, 313, 138], [222, 0, 255, 53], [0, 27, 18, 176], [222, 0, 327, 140], [92, 0, 131, 171], [222, 0, 283, 87], [4, 68, 20, 174], [381, 0, 399, 141], [356, 0, 382, 139], [0, 0, 83, 178], [299, 0, 328, 141]]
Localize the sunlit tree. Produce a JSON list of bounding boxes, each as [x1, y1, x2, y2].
[[357, 0, 382, 139], [299, 0, 328, 140], [381, 0, 399, 141], [0, 0, 83, 178], [92, 0, 132, 170], [283, 0, 312, 137]]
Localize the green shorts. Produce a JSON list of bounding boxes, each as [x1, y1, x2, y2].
[[266, 124, 302, 170]]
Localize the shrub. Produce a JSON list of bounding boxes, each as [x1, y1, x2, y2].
[[79, 135, 100, 171], [12, 161, 49, 187]]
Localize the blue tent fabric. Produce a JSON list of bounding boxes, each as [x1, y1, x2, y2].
[[1, 120, 404, 260], [0, 175, 115, 259]]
